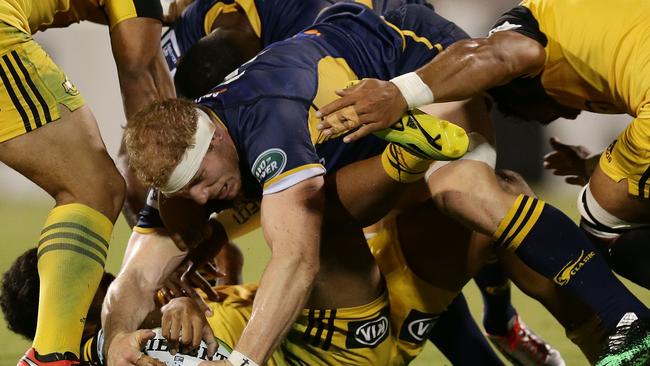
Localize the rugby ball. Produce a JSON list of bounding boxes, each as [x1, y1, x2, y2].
[[143, 327, 232, 365]]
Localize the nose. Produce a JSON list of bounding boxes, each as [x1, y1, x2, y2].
[[189, 187, 209, 205]]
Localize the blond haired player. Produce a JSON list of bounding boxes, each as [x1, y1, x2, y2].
[[0, 0, 175, 365], [317, 0, 650, 364]]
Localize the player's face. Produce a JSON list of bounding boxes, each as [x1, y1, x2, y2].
[[181, 144, 242, 205]]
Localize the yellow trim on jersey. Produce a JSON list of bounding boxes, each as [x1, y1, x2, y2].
[[263, 163, 324, 189], [234, 0, 262, 38], [383, 21, 407, 51], [203, 2, 239, 36], [401, 30, 434, 50], [355, 0, 374, 9], [133, 226, 158, 234], [309, 56, 359, 144]]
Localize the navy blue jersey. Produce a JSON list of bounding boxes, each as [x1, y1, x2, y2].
[[195, 3, 466, 197], [161, 0, 432, 74]]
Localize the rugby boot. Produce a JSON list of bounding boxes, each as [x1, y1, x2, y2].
[[373, 109, 469, 161], [17, 348, 81, 366], [487, 315, 566, 366], [596, 313, 650, 366]]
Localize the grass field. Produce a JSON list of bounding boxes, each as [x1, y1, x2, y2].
[[1, 199, 649, 365]]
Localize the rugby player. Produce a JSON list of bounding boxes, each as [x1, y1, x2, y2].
[[0, 0, 175, 364], [315, 0, 650, 364], [544, 139, 650, 289], [163, 1, 565, 362], [111, 2, 647, 359], [104, 3, 477, 365], [161, 0, 431, 83]]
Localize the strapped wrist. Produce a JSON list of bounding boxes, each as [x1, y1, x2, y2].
[[228, 350, 260, 366], [390, 72, 434, 109]]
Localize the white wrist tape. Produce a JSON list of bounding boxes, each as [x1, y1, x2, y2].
[[160, 108, 216, 194], [228, 350, 260, 366], [390, 72, 434, 109]]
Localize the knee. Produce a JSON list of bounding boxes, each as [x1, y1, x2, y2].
[[56, 163, 126, 222], [495, 169, 536, 197]]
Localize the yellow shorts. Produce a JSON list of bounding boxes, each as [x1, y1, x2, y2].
[[0, 21, 84, 143], [207, 284, 395, 366], [367, 214, 459, 365], [599, 117, 650, 197]]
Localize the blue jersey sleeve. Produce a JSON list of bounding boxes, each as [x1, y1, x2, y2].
[[229, 98, 326, 194]]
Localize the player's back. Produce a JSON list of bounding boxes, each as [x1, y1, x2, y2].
[[523, 0, 650, 116]]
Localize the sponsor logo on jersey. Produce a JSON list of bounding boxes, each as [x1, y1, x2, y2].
[[605, 139, 618, 163], [252, 148, 287, 183], [554, 250, 596, 286], [346, 308, 390, 348], [398, 309, 439, 344], [62, 78, 79, 96]]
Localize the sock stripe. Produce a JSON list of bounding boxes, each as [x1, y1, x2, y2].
[[41, 222, 109, 249], [39, 232, 108, 259], [510, 200, 545, 250], [503, 198, 539, 250], [495, 195, 529, 245], [37, 243, 106, 267]]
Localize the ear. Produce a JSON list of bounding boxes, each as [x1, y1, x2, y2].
[[211, 123, 226, 143]]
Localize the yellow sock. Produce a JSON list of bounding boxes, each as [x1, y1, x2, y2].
[[381, 143, 432, 183], [33, 203, 113, 356]]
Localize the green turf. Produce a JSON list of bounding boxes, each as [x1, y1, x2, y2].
[[0, 199, 649, 365]]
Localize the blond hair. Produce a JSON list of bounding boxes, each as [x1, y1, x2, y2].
[[125, 99, 199, 188]]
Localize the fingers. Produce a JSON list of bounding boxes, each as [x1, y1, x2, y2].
[[316, 91, 358, 118], [180, 273, 215, 316], [134, 329, 157, 348], [343, 123, 380, 143], [136, 354, 167, 366], [202, 323, 218, 358], [549, 136, 564, 149]]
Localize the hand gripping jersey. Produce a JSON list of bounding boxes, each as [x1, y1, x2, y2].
[[491, 0, 650, 197], [161, 0, 432, 74], [196, 2, 467, 196]]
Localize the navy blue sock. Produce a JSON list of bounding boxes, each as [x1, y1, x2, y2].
[[474, 261, 517, 336], [494, 195, 650, 331], [608, 228, 650, 290], [429, 294, 503, 365]]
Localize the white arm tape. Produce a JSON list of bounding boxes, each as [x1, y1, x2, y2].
[[228, 350, 260, 366], [390, 72, 434, 109]]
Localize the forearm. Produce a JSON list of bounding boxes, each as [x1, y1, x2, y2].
[[102, 232, 187, 349], [416, 33, 544, 103], [117, 54, 175, 118], [110, 17, 175, 119], [116, 141, 148, 228], [235, 254, 318, 362], [101, 272, 158, 344], [232, 178, 324, 363]]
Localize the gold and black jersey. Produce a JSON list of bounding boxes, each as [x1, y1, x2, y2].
[[0, 0, 162, 34]]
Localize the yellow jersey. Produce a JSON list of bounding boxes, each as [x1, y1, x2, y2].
[[498, 0, 650, 118], [0, 0, 162, 34]]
